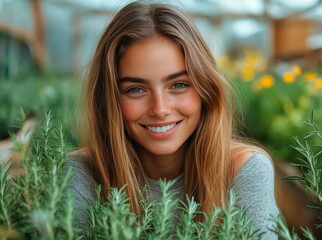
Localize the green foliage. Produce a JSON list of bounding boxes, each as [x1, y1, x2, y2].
[[176, 196, 200, 240], [286, 114, 322, 204], [0, 112, 77, 239], [235, 70, 322, 163], [0, 76, 78, 147], [1, 112, 322, 239], [0, 113, 265, 239], [86, 185, 141, 240], [270, 214, 316, 240], [148, 179, 180, 239], [270, 113, 322, 239], [214, 192, 262, 240], [86, 183, 261, 240]]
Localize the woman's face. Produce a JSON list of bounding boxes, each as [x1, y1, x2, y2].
[[118, 36, 202, 159]]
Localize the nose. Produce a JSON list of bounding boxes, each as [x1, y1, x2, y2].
[[149, 92, 171, 118]]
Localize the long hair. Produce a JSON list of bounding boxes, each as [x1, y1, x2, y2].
[[78, 1, 256, 216]]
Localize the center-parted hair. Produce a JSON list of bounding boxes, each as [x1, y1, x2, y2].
[[79, 1, 243, 217]]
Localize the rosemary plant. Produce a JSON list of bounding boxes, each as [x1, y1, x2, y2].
[[0, 112, 263, 239], [86, 185, 141, 240], [8, 111, 322, 239], [0, 112, 77, 239], [176, 196, 200, 240], [271, 112, 322, 240], [214, 191, 263, 240], [86, 180, 261, 240]]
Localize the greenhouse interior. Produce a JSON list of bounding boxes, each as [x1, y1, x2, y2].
[[0, 0, 322, 239]]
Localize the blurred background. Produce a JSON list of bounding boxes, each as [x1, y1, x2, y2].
[[0, 0, 321, 237]]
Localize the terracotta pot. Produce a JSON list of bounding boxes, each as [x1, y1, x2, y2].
[[0, 117, 37, 178], [275, 162, 322, 238]]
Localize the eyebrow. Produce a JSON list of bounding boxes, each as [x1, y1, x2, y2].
[[118, 70, 188, 84]]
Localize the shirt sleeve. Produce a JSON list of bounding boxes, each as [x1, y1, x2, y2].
[[64, 154, 97, 226], [231, 152, 280, 240]]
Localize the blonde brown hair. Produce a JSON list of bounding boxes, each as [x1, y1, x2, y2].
[[78, 1, 262, 216]]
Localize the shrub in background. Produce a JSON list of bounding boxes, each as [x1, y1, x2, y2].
[[0, 75, 78, 147], [218, 50, 322, 163], [219, 54, 322, 163], [235, 69, 322, 163]]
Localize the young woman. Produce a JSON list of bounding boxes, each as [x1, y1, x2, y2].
[[68, 1, 279, 238]]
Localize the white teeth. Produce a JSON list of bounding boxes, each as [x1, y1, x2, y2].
[[146, 123, 176, 133]]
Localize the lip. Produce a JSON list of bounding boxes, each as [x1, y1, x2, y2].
[[142, 121, 179, 128], [141, 121, 181, 139]]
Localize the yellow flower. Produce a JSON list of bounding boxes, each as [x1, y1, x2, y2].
[[260, 75, 274, 88], [292, 65, 302, 76], [241, 67, 254, 82], [283, 72, 295, 83], [315, 79, 322, 89], [245, 53, 258, 66], [252, 81, 262, 92], [305, 72, 318, 82]]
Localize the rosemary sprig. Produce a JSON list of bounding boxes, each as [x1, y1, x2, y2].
[[272, 113, 321, 239], [1, 111, 321, 239]]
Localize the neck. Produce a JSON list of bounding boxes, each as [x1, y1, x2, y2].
[[137, 145, 186, 181]]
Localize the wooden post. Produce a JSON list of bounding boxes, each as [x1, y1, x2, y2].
[[29, 0, 46, 70]]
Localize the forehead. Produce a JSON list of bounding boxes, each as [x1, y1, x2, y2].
[[118, 36, 186, 78]]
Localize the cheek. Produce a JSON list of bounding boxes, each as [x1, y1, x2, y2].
[[120, 99, 144, 123], [177, 92, 202, 118]]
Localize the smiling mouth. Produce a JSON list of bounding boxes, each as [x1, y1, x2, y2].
[[145, 122, 178, 133]]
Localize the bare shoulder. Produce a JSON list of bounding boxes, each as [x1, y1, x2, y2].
[[232, 147, 273, 177], [233, 149, 254, 176], [68, 148, 91, 163]]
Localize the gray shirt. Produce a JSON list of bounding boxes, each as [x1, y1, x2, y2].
[[66, 152, 279, 239]]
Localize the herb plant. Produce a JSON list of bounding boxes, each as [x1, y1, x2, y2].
[[0, 112, 76, 239], [1, 112, 321, 239], [271, 112, 322, 240]]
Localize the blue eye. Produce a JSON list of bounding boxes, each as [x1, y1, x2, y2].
[[172, 82, 188, 89], [126, 87, 144, 94]]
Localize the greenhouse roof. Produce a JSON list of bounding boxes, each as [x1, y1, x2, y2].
[[41, 0, 322, 20], [1, 0, 321, 74]]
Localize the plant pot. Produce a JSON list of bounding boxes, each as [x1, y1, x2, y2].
[[0, 117, 37, 178]]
